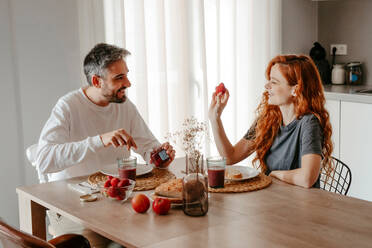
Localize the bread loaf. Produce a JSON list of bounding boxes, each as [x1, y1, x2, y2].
[[154, 178, 183, 198], [225, 167, 243, 179]]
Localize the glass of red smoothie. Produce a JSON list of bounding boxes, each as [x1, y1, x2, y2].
[[206, 156, 226, 188], [117, 156, 137, 181]]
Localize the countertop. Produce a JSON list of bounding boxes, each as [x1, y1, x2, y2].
[[324, 84, 372, 104]]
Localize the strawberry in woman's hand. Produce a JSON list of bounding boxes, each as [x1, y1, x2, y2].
[[215, 83, 226, 95]]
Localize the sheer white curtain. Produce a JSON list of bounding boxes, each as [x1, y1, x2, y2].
[[77, 0, 106, 82], [78, 0, 282, 158]]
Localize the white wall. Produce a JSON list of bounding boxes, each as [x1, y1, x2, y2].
[[281, 0, 318, 55], [318, 0, 372, 84], [0, 0, 24, 228], [0, 0, 82, 227]]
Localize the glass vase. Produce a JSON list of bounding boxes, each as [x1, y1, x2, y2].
[[182, 154, 208, 216]]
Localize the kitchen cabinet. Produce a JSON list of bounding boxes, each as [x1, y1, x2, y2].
[[340, 101, 372, 201], [325, 99, 340, 159]]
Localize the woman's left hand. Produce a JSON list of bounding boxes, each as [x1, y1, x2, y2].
[[208, 89, 230, 121]]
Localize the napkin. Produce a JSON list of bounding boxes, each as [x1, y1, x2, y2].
[[68, 181, 99, 195]]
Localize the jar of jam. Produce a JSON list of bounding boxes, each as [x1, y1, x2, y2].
[[151, 149, 170, 169], [346, 62, 362, 85]]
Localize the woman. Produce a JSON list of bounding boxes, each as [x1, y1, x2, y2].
[[208, 55, 333, 188]]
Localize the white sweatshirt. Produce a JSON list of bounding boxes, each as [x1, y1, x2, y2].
[[36, 88, 160, 182]]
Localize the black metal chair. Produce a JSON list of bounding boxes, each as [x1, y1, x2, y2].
[[320, 156, 352, 195]]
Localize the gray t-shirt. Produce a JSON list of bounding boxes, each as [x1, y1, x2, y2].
[[244, 114, 323, 188]]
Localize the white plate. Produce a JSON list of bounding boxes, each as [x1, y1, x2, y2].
[[225, 165, 260, 181], [100, 163, 153, 177]]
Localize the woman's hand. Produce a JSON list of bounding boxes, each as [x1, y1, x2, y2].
[[208, 89, 230, 121], [269, 154, 322, 188], [269, 170, 282, 180]]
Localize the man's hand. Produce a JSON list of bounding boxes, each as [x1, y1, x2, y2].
[[150, 142, 176, 167], [100, 129, 138, 150]]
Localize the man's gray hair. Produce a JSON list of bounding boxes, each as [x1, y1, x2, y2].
[[83, 43, 130, 85]]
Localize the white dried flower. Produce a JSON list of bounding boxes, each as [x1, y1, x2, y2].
[[165, 116, 209, 161]]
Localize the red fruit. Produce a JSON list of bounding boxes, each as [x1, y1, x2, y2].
[[104, 179, 111, 188], [118, 178, 130, 187], [108, 175, 113, 180], [116, 195, 124, 201], [215, 82, 226, 95], [107, 186, 118, 198], [131, 194, 150, 213], [152, 197, 171, 215], [111, 177, 120, 187], [117, 188, 126, 199]]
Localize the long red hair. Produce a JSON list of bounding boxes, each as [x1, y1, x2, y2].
[[252, 55, 333, 176]]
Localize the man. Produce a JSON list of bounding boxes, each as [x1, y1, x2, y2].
[[36, 43, 175, 247]]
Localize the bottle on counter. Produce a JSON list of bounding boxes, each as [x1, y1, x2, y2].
[[332, 64, 345, 85]]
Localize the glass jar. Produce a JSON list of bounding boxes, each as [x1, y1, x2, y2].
[[346, 62, 362, 85], [117, 156, 137, 180], [182, 154, 208, 217], [150, 149, 170, 169], [206, 156, 226, 188], [331, 64, 345, 85]]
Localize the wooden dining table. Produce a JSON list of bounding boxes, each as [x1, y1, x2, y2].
[[16, 157, 372, 248]]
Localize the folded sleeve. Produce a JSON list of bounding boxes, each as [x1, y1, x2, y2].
[[301, 115, 323, 156]]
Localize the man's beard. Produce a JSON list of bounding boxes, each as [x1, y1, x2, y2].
[[108, 95, 126, 103], [103, 87, 127, 103]]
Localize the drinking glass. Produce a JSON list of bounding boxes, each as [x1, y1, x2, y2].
[[117, 156, 137, 180], [207, 156, 226, 188]]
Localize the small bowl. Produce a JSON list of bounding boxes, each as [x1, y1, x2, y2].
[[98, 179, 135, 202]]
